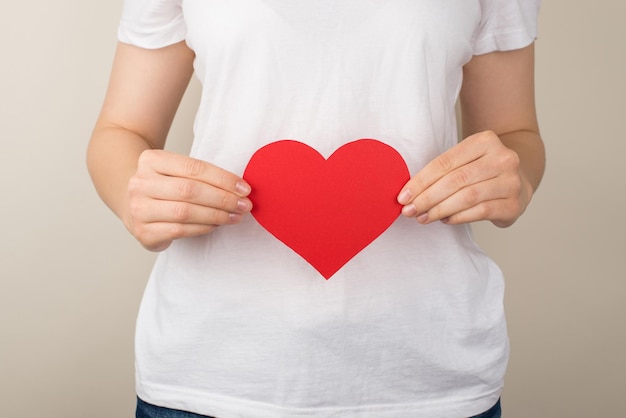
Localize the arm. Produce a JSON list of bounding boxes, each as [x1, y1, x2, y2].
[[397, 43, 545, 227], [87, 42, 252, 251]]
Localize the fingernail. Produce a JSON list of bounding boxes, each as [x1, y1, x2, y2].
[[398, 189, 412, 204], [229, 213, 243, 223], [236, 181, 251, 196], [416, 213, 429, 223], [441, 217, 450, 224], [237, 199, 252, 212], [402, 205, 418, 217]]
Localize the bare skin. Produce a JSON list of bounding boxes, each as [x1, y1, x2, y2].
[[87, 41, 251, 251], [397, 43, 545, 227], [87, 41, 544, 251]]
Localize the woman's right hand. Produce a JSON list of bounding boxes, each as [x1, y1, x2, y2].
[[87, 42, 252, 250], [126, 149, 253, 251]]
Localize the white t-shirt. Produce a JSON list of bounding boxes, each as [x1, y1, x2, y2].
[[118, 1, 539, 417]]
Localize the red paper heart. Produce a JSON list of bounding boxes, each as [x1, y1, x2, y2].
[[243, 139, 410, 279]]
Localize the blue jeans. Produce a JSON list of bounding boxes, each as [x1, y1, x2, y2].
[[136, 397, 501, 418], [471, 399, 502, 418], [136, 398, 214, 418]]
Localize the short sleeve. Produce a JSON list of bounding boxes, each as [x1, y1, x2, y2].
[[117, 0, 187, 49], [472, 0, 541, 55]]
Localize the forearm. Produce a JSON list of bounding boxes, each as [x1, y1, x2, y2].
[[459, 44, 545, 202], [498, 129, 545, 198], [86, 126, 153, 227]]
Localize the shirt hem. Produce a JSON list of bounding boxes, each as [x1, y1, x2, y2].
[[137, 382, 503, 418]]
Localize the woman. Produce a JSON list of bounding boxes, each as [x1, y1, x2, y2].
[[88, 0, 545, 417]]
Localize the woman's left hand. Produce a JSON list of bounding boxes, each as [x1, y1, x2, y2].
[[397, 130, 534, 228]]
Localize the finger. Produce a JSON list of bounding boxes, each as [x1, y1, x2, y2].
[[129, 175, 253, 214], [398, 140, 486, 204], [421, 177, 511, 222], [130, 198, 245, 227], [139, 150, 251, 197], [133, 222, 219, 252], [401, 159, 501, 218], [416, 173, 519, 223], [439, 198, 519, 227], [397, 133, 494, 205]]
